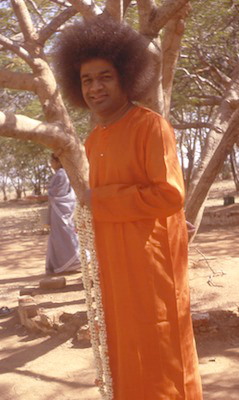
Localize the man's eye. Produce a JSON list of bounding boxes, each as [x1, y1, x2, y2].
[[82, 79, 91, 85], [102, 75, 111, 81]]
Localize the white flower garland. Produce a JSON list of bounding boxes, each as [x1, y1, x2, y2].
[[76, 204, 113, 400]]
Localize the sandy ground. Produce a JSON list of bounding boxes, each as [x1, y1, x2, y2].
[[0, 180, 239, 400]]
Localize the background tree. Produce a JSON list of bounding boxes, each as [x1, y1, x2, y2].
[[0, 138, 12, 200], [0, 137, 52, 198], [171, 0, 239, 230]]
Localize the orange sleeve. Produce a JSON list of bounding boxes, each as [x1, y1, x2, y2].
[[91, 115, 185, 222]]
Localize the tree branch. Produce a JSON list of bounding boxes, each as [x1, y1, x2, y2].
[[103, 0, 134, 20], [188, 95, 222, 107], [50, 0, 72, 6], [173, 122, 212, 130], [0, 69, 36, 92], [136, 0, 157, 35], [0, 34, 33, 66], [148, 0, 189, 32], [196, 49, 232, 87], [177, 67, 223, 95], [0, 111, 69, 149], [186, 108, 239, 225], [104, 0, 124, 21], [162, 3, 191, 118], [67, 0, 101, 18], [230, 99, 239, 109], [0, 111, 89, 198], [26, 0, 47, 25], [209, 65, 231, 87], [38, 6, 78, 44], [11, 0, 38, 42]]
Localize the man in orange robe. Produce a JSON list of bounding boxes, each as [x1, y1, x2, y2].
[[55, 18, 203, 400]]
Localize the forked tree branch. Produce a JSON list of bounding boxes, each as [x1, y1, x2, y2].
[[151, 0, 191, 31], [137, 0, 190, 35], [0, 34, 33, 66]]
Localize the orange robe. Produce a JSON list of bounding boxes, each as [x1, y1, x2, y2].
[[85, 106, 202, 400]]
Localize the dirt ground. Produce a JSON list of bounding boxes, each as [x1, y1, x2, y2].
[[0, 180, 239, 400]]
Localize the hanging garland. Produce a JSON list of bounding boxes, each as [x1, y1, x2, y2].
[[76, 204, 113, 400]]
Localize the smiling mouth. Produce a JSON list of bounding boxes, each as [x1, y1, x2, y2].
[[91, 95, 107, 103]]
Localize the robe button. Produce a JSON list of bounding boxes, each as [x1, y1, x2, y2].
[[100, 153, 104, 157]]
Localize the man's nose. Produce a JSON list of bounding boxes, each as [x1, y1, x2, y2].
[[90, 79, 103, 91]]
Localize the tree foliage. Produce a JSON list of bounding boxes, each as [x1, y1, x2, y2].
[[0, 137, 52, 198], [172, 0, 239, 190]]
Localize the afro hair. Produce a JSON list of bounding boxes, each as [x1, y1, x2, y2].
[[53, 17, 155, 108]]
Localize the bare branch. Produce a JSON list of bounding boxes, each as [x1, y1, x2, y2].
[[67, 0, 101, 18], [0, 111, 68, 149], [174, 122, 212, 130], [0, 34, 33, 66], [11, 0, 38, 42], [123, 0, 133, 15], [162, 3, 191, 118], [103, 0, 132, 21], [209, 65, 231, 87], [196, 76, 222, 94], [50, 0, 72, 6], [136, 0, 157, 35], [177, 67, 223, 95], [38, 6, 78, 44], [195, 47, 232, 86], [0, 111, 89, 197], [26, 0, 47, 25], [0, 69, 36, 92], [189, 95, 222, 107], [186, 108, 239, 225], [138, 0, 190, 35], [229, 99, 239, 109], [104, 0, 123, 21]]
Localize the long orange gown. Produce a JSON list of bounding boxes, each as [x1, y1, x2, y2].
[[85, 106, 202, 400]]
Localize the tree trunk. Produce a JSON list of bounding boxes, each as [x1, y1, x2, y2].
[[33, 183, 41, 196], [185, 62, 239, 234], [162, 4, 191, 118], [186, 109, 239, 231], [186, 62, 239, 201], [16, 188, 22, 199], [2, 187, 8, 201]]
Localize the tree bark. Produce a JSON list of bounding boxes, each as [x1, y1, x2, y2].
[[185, 61, 239, 234], [162, 4, 191, 118], [187, 62, 239, 200], [186, 109, 239, 230]]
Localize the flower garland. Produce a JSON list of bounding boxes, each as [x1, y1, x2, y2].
[[76, 204, 113, 400]]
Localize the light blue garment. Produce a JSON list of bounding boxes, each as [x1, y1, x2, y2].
[[46, 168, 80, 274]]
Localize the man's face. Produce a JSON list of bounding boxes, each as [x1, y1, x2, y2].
[[80, 58, 128, 119], [50, 158, 61, 171]]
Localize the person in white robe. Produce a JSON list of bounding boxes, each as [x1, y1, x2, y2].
[[45, 154, 81, 274]]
